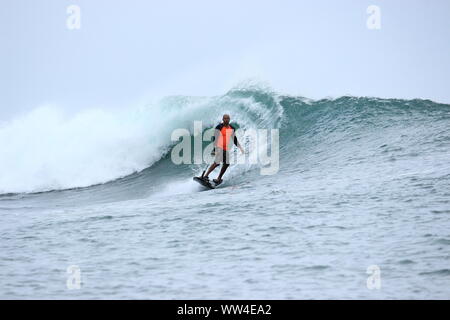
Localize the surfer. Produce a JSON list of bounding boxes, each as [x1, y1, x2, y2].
[[202, 114, 244, 185]]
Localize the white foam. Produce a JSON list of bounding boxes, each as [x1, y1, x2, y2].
[[0, 88, 280, 194]]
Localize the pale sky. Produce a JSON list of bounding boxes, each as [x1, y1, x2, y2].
[[1, 0, 449, 119]]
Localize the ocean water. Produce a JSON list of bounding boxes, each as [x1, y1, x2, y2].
[[0, 86, 449, 299]]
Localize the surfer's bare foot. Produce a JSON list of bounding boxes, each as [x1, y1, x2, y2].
[[213, 178, 222, 185]]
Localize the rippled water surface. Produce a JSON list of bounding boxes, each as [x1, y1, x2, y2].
[[1, 91, 449, 299]]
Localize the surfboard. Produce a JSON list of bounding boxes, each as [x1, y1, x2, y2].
[[193, 176, 216, 189]]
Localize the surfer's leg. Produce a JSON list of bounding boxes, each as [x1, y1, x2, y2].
[[204, 163, 219, 178], [205, 148, 224, 178], [216, 150, 230, 181], [217, 163, 229, 181]]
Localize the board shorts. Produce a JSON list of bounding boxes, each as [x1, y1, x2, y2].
[[214, 148, 230, 164]]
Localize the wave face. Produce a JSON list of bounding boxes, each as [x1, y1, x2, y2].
[[0, 85, 449, 195]]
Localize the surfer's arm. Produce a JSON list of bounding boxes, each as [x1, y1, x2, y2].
[[234, 135, 244, 154], [229, 125, 244, 154], [233, 136, 240, 147]]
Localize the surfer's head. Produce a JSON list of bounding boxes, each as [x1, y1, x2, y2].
[[222, 114, 230, 126]]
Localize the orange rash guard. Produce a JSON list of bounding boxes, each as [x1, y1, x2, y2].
[[215, 123, 239, 151]]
